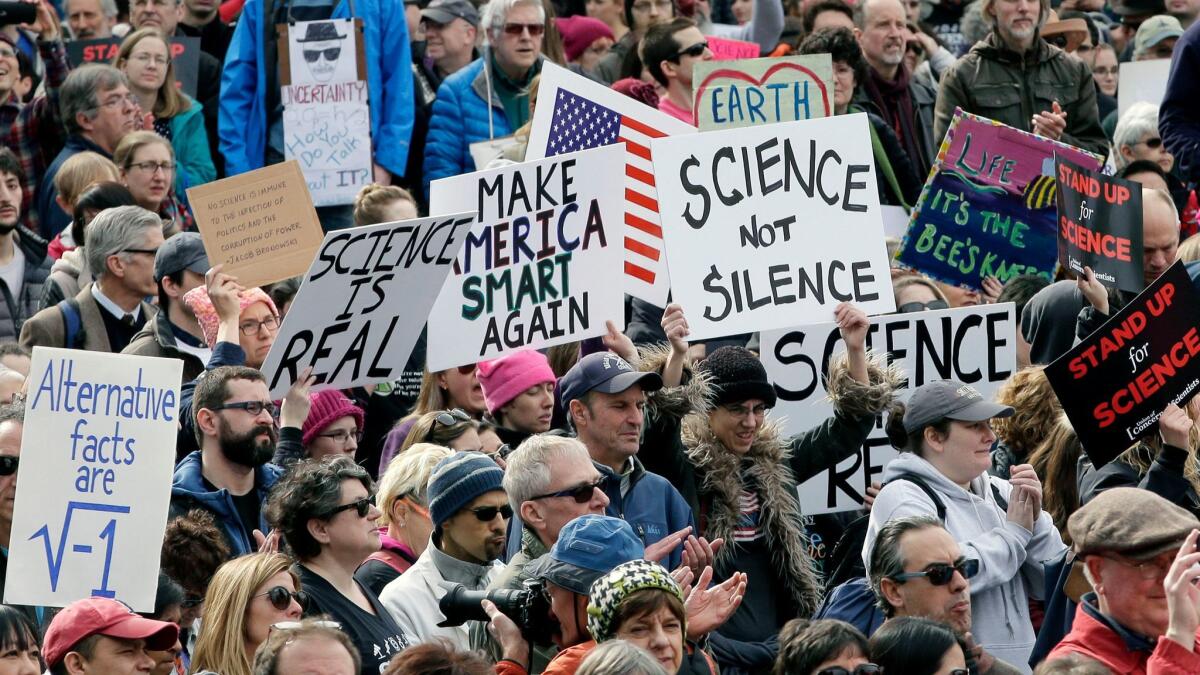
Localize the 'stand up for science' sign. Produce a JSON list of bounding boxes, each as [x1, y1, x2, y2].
[[426, 146, 625, 369], [6, 350, 181, 611], [652, 113, 895, 341], [1055, 154, 1144, 293]]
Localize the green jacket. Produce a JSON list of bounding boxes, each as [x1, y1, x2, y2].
[[934, 31, 1108, 158]]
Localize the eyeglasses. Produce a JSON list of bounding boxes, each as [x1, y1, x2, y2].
[[325, 496, 373, 519], [906, 41, 925, 56], [469, 504, 513, 522], [890, 558, 980, 585], [0, 455, 18, 476], [303, 47, 342, 62], [130, 52, 169, 66], [1093, 66, 1118, 76], [722, 403, 769, 419], [99, 93, 139, 109], [817, 665, 882, 675], [898, 299, 949, 313], [318, 428, 363, 445], [255, 586, 310, 611], [456, 364, 477, 375], [434, 409, 472, 427], [530, 476, 606, 503], [675, 41, 708, 59], [239, 316, 281, 336], [120, 247, 160, 257], [210, 400, 277, 417], [1137, 137, 1164, 149], [503, 22, 544, 36], [1101, 553, 1174, 580], [128, 161, 175, 174]]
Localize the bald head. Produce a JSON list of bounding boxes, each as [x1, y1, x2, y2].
[[1142, 187, 1180, 287]]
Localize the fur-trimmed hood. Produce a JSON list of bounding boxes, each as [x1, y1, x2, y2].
[[634, 342, 711, 422]]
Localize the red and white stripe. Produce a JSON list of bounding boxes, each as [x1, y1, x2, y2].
[[619, 116, 667, 286]]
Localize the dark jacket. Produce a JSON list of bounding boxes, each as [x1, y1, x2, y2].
[[852, 74, 938, 177], [1161, 20, 1200, 184], [934, 32, 1108, 159], [168, 449, 286, 557], [0, 228, 51, 343], [122, 312, 207, 385], [19, 283, 156, 352], [1078, 444, 1200, 517], [36, 136, 110, 239], [861, 108, 923, 207]]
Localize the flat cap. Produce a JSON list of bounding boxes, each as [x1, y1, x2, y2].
[[1069, 487, 1199, 559]]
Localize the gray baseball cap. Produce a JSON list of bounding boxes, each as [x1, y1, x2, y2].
[[902, 380, 1013, 434], [421, 0, 480, 26], [154, 232, 210, 281]]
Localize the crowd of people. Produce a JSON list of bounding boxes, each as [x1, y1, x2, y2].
[[0, 0, 1198, 671]]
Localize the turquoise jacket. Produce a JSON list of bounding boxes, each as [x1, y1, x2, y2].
[[169, 95, 216, 190]]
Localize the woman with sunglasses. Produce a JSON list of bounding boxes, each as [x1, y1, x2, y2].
[[864, 379, 1066, 670], [400, 409, 484, 455], [870, 617, 969, 675], [892, 274, 951, 314], [773, 618, 874, 675], [356, 443, 453, 595], [378, 363, 488, 474], [266, 455, 412, 674], [1113, 103, 1175, 176], [190, 553, 304, 675]]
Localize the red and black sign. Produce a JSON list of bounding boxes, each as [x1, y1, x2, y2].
[[66, 36, 201, 99], [1046, 261, 1200, 468], [1055, 154, 1144, 293]]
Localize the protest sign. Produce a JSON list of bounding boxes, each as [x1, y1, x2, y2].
[[1055, 154, 1143, 293], [651, 113, 895, 340], [187, 161, 325, 289], [1045, 261, 1200, 469], [1118, 59, 1170, 117], [286, 19, 362, 86], [67, 36, 200, 97], [425, 145, 626, 369], [691, 55, 834, 131], [760, 304, 1017, 514], [526, 62, 696, 306], [896, 109, 1104, 291], [881, 205, 910, 239], [706, 36, 761, 60], [5, 349, 181, 611], [261, 213, 473, 399]]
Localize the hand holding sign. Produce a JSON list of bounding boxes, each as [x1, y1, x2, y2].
[[280, 367, 317, 429], [661, 303, 691, 355], [1159, 404, 1193, 449], [1077, 267, 1110, 315]]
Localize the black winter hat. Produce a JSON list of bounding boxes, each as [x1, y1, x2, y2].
[[698, 346, 777, 408]]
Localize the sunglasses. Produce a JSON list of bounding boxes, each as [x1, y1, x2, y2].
[[897, 299, 949, 313], [503, 22, 544, 36], [302, 47, 341, 62], [818, 665, 882, 675], [0, 455, 17, 476], [1139, 137, 1164, 149], [530, 476, 606, 503], [675, 41, 708, 59], [456, 364, 477, 375], [891, 558, 980, 585], [434, 408, 472, 427], [325, 496, 372, 519], [469, 504, 513, 521], [255, 586, 309, 611]]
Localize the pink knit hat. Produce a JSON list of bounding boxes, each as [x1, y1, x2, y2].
[[182, 286, 279, 348], [476, 350, 556, 415], [555, 15, 615, 62], [302, 389, 365, 447]]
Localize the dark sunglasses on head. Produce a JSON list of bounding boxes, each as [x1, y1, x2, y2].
[[435, 408, 472, 427], [530, 476, 606, 503], [256, 586, 309, 612], [470, 504, 514, 521], [818, 665, 882, 675], [302, 47, 341, 62], [503, 22, 545, 36], [898, 299, 949, 313], [891, 558, 980, 585], [675, 41, 708, 59], [0, 455, 17, 476], [325, 496, 372, 519]]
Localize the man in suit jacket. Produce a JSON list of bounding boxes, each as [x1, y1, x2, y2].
[[20, 205, 160, 353]]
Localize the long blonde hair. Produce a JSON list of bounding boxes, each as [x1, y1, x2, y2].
[[113, 28, 190, 119], [190, 553, 298, 675]]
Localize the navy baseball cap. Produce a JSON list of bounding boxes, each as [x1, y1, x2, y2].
[[902, 380, 1014, 434], [558, 352, 663, 407]]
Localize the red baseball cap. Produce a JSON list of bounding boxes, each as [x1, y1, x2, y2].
[[42, 598, 179, 667]]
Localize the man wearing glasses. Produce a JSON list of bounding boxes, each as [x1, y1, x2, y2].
[[639, 18, 713, 124], [21, 205, 161, 353]]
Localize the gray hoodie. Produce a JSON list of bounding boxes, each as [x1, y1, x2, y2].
[[862, 453, 1067, 674]]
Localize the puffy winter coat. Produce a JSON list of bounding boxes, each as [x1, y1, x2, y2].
[[422, 57, 513, 190]]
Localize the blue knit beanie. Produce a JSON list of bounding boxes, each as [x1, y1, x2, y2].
[[427, 452, 506, 527]]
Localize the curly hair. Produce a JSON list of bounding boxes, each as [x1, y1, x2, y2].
[[160, 509, 232, 596], [1027, 415, 1082, 545], [798, 26, 869, 96], [991, 366, 1061, 463], [265, 455, 373, 560]]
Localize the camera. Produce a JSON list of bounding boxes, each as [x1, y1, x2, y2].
[[0, 2, 36, 27], [438, 578, 558, 645]]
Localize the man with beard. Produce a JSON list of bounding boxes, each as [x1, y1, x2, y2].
[[170, 365, 306, 556], [932, 0, 1106, 157], [123, 232, 210, 385], [380, 451, 508, 649], [0, 149, 50, 344]]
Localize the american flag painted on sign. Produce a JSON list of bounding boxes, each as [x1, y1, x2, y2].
[[544, 88, 669, 289]]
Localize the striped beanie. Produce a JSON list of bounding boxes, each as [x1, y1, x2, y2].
[[427, 451, 505, 527], [587, 559, 684, 642]]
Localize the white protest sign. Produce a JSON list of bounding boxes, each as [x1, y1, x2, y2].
[[1118, 59, 1170, 117], [881, 205, 910, 240], [282, 83, 372, 207], [651, 113, 895, 341], [261, 213, 474, 399], [760, 304, 1016, 515], [6, 349, 181, 611], [288, 19, 360, 86], [426, 145, 626, 370]]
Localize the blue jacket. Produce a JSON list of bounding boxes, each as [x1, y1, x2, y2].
[[423, 57, 512, 191], [219, 0, 414, 177], [1161, 21, 1200, 183], [597, 456, 693, 571], [169, 96, 216, 189], [170, 450, 284, 557]]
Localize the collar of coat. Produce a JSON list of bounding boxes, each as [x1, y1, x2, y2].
[[974, 29, 1060, 67]]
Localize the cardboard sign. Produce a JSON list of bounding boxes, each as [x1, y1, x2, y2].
[[1045, 261, 1200, 469], [760, 304, 1017, 514], [5, 349, 181, 611], [281, 82, 372, 207], [526, 62, 697, 306], [261, 213, 473, 399], [187, 161, 325, 289], [1118, 59, 1170, 117], [651, 114, 895, 341], [896, 110, 1104, 291], [1055, 154, 1144, 293], [691, 54, 834, 131], [425, 145, 626, 369], [707, 36, 761, 60], [66, 36, 201, 98]]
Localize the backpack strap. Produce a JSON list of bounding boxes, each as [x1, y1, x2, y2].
[[887, 472, 948, 521], [57, 298, 83, 349], [990, 481, 1009, 511]]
